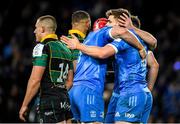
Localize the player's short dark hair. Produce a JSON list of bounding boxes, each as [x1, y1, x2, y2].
[[131, 15, 141, 29], [72, 10, 90, 23], [106, 8, 131, 19], [38, 15, 57, 31]]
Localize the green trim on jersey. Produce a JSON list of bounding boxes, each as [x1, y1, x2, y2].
[[33, 54, 48, 66]]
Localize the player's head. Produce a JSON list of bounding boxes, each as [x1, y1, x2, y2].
[[34, 15, 57, 41], [131, 15, 141, 29], [72, 10, 91, 33], [106, 8, 131, 27], [93, 18, 108, 31]]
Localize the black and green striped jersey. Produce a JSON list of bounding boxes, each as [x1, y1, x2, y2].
[[32, 35, 73, 97], [68, 29, 86, 60]]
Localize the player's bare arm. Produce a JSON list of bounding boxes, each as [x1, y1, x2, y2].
[[19, 66, 45, 122], [111, 26, 146, 59], [61, 34, 116, 58], [65, 69, 73, 91], [119, 13, 157, 50], [147, 51, 159, 91], [61, 27, 146, 59]]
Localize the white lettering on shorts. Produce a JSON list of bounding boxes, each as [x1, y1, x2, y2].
[[44, 111, 53, 116], [90, 110, 96, 118], [125, 113, 135, 118], [100, 111, 104, 118], [60, 102, 70, 110], [115, 112, 121, 117]]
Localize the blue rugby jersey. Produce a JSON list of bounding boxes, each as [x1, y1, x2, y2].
[[73, 26, 114, 94], [109, 30, 149, 93]]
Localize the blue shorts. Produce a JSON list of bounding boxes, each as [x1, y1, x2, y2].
[[69, 85, 104, 122], [105, 92, 119, 123], [115, 91, 153, 123]]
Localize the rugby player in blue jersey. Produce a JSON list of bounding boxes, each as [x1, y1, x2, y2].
[[61, 8, 158, 123], [105, 15, 159, 123], [61, 9, 145, 123], [119, 15, 159, 92]]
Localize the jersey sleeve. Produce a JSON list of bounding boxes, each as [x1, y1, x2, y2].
[[102, 26, 115, 42], [107, 39, 128, 53], [32, 43, 48, 66]]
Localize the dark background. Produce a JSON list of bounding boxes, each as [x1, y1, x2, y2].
[[0, 0, 179, 122]]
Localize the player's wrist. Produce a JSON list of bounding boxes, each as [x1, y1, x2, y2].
[[131, 25, 138, 31], [139, 48, 146, 54], [127, 22, 134, 30], [21, 104, 28, 108], [76, 43, 82, 50], [139, 48, 147, 59]]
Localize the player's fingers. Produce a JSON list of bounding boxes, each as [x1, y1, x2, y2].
[[66, 45, 70, 48], [71, 34, 78, 40], [118, 19, 125, 24], [122, 13, 129, 19], [119, 24, 126, 28], [119, 15, 126, 21], [60, 36, 70, 43], [61, 39, 68, 45], [19, 113, 26, 122], [60, 37, 74, 49], [61, 35, 71, 41]]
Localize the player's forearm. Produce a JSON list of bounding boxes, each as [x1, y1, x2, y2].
[[133, 27, 157, 50], [22, 79, 40, 107], [73, 60, 77, 72], [65, 70, 73, 91], [66, 81, 73, 91], [147, 65, 159, 91], [111, 26, 144, 50], [77, 44, 105, 58], [122, 30, 144, 50]]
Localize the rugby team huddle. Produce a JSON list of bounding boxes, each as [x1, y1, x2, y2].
[[19, 8, 159, 124]]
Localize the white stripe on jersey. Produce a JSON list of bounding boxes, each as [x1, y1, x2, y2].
[[107, 44, 118, 53]]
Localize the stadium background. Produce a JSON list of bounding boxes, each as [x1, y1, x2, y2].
[[0, 0, 179, 122]]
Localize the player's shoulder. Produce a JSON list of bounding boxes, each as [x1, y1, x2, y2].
[[100, 26, 111, 32], [93, 26, 111, 34], [112, 38, 127, 47]]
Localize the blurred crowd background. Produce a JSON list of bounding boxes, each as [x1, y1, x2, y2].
[[0, 0, 179, 123]]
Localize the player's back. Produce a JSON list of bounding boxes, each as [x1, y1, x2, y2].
[[114, 31, 149, 93], [39, 40, 73, 97], [73, 27, 113, 94], [68, 30, 85, 60]]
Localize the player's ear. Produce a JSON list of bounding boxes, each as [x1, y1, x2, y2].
[[86, 20, 90, 27], [74, 22, 79, 27], [41, 26, 45, 33]]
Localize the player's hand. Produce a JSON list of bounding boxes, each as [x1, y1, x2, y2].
[[139, 48, 147, 59], [60, 34, 80, 49], [19, 106, 28, 122], [118, 13, 133, 29], [148, 85, 153, 92]]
